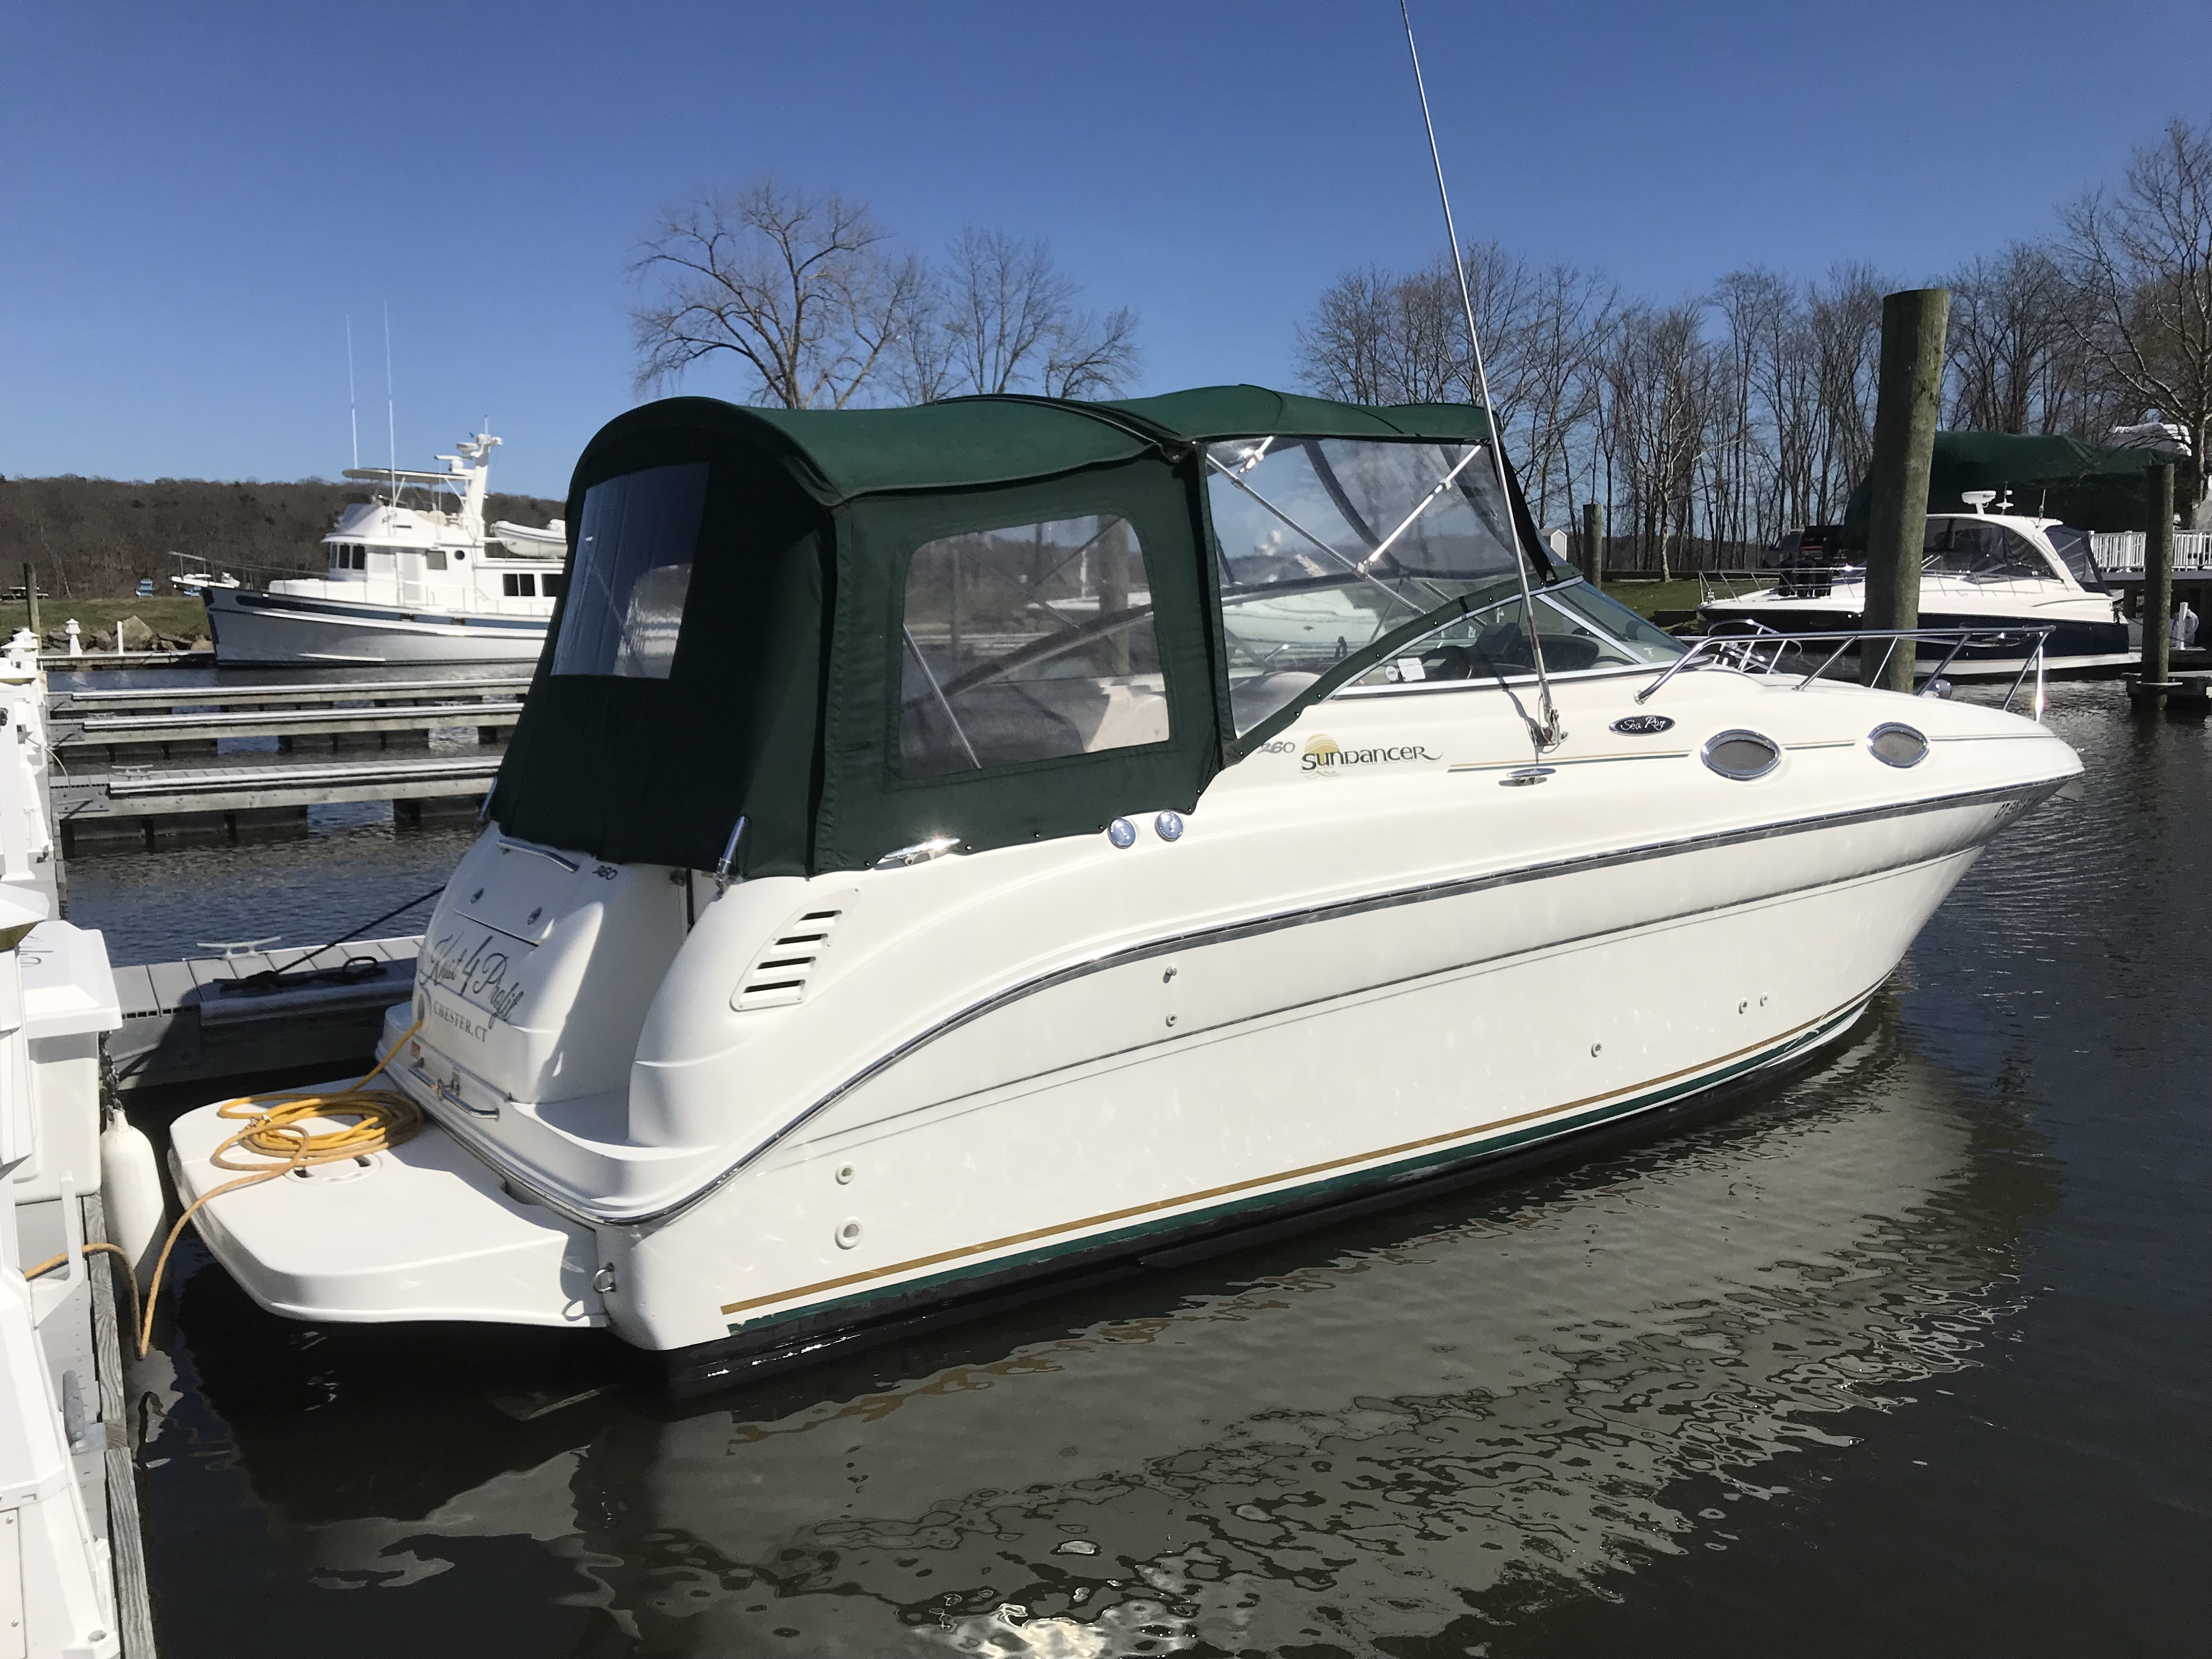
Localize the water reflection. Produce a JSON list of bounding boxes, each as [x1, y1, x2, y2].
[[159, 1004, 2056, 1657]]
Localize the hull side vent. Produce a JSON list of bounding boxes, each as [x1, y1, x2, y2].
[[732, 910, 843, 1011]]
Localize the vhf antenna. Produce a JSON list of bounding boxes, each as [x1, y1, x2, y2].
[[345, 315, 360, 471], [383, 301, 398, 499], [1400, 0, 1563, 752]]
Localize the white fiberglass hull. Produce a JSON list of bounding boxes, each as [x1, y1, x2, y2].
[[206, 588, 548, 667], [169, 665, 2079, 1389], [269, 1028, 2016, 1650]]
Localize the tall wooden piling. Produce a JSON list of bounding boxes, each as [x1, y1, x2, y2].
[[2133, 459, 2176, 706], [22, 564, 38, 640], [1860, 288, 1950, 693], [1582, 501, 1604, 586]]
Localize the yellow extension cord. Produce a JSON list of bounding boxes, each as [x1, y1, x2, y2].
[[24, 1015, 427, 1357]]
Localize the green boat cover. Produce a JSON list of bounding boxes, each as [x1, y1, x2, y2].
[[489, 386, 1547, 877], [1843, 430, 2170, 541]]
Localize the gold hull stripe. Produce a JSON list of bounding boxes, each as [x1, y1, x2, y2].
[[719, 984, 1871, 1318]]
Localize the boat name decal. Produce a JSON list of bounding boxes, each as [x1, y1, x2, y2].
[[428, 1000, 492, 1043], [1300, 733, 1440, 775], [1611, 714, 1676, 735], [424, 928, 527, 1024]]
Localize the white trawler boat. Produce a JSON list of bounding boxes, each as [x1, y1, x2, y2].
[[168, 387, 2081, 1394], [1699, 492, 2130, 670], [200, 432, 568, 665]]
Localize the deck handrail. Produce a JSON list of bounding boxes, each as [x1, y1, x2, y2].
[[1633, 623, 2054, 720]]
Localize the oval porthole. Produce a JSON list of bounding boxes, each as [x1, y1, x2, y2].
[[1867, 723, 1929, 768], [1702, 730, 1780, 781]]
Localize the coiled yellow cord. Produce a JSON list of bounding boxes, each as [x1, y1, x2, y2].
[[19, 1016, 431, 1358]]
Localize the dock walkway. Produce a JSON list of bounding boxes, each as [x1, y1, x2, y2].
[[110, 935, 421, 1093]]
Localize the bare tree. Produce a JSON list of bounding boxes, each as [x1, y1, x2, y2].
[[1296, 249, 1617, 540], [1805, 263, 1886, 521], [2055, 117, 2212, 510], [1293, 267, 1397, 403], [1945, 244, 2081, 433], [1042, 306, 1140, 398], [898, 227, 1141, 402], [630, 176, 925, 408], [1603, 303, 1713, 578], [1511, 264, 1618, 526], [1294, 245, 1532, 409], [940, 228, 1068, 394]]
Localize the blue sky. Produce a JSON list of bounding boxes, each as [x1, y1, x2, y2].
[[4, 0, 2208, 498]]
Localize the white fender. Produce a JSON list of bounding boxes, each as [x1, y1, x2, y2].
[[99, 1111, 166, 1285]]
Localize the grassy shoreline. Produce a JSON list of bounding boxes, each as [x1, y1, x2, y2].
[[0, 597, 209, 638]]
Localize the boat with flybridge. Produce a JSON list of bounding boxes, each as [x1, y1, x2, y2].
[[186, 432, 569, 666]]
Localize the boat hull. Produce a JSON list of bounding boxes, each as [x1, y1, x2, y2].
[[627, 803, 2022, 1386], [206, 588, 548, 667], [166, 663, 2080, 1395]]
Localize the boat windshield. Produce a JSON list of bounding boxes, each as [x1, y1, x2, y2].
[[1341, 578, 1683, 691], [2044, 523, 2107, 591], [1206, 437, 1532, 732], [1921, 519, 2059, 582]]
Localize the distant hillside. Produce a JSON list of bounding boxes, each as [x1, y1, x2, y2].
[[0, 474, 566, 599]]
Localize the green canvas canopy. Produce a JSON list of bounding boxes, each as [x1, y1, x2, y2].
[[1842, 430, 2170, 541], [489, 386, 1553, 877]]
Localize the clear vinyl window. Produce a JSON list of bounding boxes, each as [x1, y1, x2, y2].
[[898, 514, 1169, 778], [551, 461, 708, 679], [1205, 437, 1528, 731]]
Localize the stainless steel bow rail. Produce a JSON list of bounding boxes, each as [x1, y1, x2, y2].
[[1634, 624, 2055, 718]]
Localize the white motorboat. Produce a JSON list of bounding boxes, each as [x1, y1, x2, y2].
[[257, 1027, 2025, 1647], [202, 433, 567, 666], [1699, 492, 2130, 670], [168, 387, 2081, 1395]]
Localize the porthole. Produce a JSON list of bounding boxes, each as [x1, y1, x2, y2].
[[1867, 723, 1929, 768], [1702, 730, 1780, 781]]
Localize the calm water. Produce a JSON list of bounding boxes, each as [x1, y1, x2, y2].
[[89, 685, 2208, 1657]]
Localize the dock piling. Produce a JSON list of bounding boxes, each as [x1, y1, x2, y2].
[[1582, 501, 1604, 587], [1860, 287, 1950, 692], [2129, 460, 2177, 708]]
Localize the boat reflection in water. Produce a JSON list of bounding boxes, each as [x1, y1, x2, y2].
[[172, 1007, 2052, 1656]]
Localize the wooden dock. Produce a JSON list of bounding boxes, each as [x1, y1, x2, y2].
[[44, 674, 530, 850], [109, 934, 420, 1093]]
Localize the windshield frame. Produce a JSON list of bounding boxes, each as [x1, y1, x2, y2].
[[1326, 578, 1687, 703], [1203, 431, 1568, 753]]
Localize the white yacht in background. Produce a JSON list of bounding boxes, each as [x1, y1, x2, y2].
[[168, 388, 2082, 1396], [1698, 492, 2130, 670], [200, 433, 568, 666]]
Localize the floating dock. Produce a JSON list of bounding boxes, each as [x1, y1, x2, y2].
[[46, 675, 527, 852], [109, 935, 420, 1094]]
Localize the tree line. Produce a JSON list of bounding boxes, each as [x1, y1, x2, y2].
[[0, 476, 561, 603], [1295, 116, 2212, 574]]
